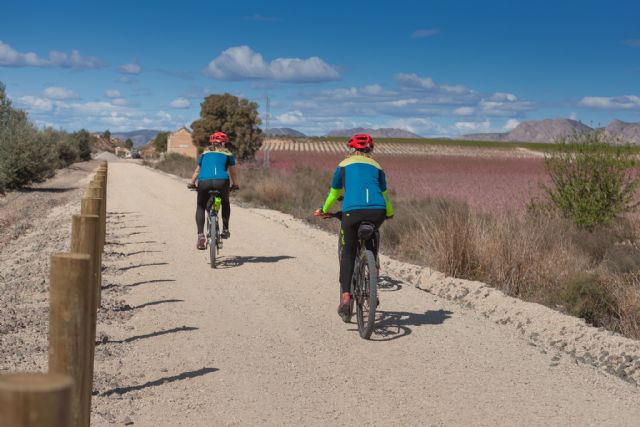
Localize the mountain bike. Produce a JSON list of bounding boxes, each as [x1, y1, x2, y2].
[[320, 211, 379, 339], [189, 184, 238, 269], [204, 190, 223, 268]]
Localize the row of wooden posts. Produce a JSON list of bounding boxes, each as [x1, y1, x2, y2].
[[0, 161, 109, 427]]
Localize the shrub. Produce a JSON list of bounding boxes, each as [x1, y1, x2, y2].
[[152, 153, 196, 179], [541, 132, 640, 231], [73, 129, 93, 161], [560, 273, 619, 327]]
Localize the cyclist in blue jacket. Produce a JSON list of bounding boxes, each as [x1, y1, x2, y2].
[[315, 134, 394, 319], [190, 132, 239, 249]]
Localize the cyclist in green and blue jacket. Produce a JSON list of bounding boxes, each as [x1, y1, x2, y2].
[[315, 134, 394, 318], [190, 132, 239, 249]]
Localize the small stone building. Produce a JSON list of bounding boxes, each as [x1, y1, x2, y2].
[[167, 127, 198, 158]]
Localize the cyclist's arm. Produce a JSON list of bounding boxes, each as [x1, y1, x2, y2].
[[191, 166, 200, 185], [382, 190, 394, 217], [321, 167, 343, 213], [380, 169, 394, 217], [228, 165, 238, 187], [191, 154, 204, 185]]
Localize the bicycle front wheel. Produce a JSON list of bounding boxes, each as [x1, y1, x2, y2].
[[209, 215, 217, 268], [355, 249, 378, 339]]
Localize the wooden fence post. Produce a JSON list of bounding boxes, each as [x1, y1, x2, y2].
[[0, 373, 72, 427], [48, 253, 92, 427], [81, 192, 104, 309], [70, 214, 100, 425]]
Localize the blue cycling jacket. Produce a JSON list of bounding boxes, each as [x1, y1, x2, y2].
[[322, 155, 393, 216], [197, 149, 235, 181]]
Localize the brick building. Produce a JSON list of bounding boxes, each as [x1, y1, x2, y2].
[[167, 127, 198, 158]]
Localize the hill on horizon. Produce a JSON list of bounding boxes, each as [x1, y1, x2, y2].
[[265, 127, 306, 137], [110, 129, 162, 148], [463, 119, 593, 143]]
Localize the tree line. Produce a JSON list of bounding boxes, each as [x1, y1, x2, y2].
[[0, 82, 94, 193]]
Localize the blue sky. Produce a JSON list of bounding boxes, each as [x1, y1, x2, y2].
[[1, 0, 639, 136]]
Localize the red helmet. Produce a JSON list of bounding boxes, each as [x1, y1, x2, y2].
[[210, 132, 229, 145], [348, 134, 374, 152]]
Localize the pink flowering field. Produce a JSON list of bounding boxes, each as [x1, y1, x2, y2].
[[251, 151, 547, 213]]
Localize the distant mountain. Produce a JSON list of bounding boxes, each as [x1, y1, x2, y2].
[[111, 129, 162, 148], [605, 119, 640, 144], [265, 127, 306, 137], [463, 119, 593, 143], [326, 127, 421, 138]]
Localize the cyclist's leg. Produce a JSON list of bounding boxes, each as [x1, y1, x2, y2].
[[364, 210, 386, 257], [207, 179, 230, 234], [339, 211, 363, 295], [219, 180, 231, 231], [196, 180, 216, 234]]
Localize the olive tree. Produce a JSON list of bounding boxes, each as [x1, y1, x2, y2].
[[191, 93, 263, 160]]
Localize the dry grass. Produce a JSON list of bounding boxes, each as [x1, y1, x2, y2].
[[236, 165, 640, 339], [146, 153, 196, 179]]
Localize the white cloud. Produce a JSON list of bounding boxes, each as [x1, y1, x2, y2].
[[169, 97, 191, 109], [204, 45, 339, 82], [624, 39, 640, 48], [570, 112, 577, 120], [384, 117, 446, 135], [454, 106, 474, 116], [43, 86, 78, 100], [395, 73, 437, 90], [18, 96, 53, 111], [578, 95, 640, 110], [105, 89, 121, 98], [490, 92, 517, 102], [454, 120, 492, 132], [395, 73, 472, 96], [504, 118, 520, 131], [411, 29, 440, 39], [118, 63, 141, 74], [276, 110, 304, 125], [0, 41, 102, 68], [111, 98, 128, 106]]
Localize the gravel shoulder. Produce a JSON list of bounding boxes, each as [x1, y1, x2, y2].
[[2, 159, 640, 426]]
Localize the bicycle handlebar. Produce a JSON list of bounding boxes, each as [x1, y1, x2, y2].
[[314, 210, 342, 220]]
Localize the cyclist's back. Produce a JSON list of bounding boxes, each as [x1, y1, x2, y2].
[[315, 134, 393, 320], [190, 132, 239, 249]]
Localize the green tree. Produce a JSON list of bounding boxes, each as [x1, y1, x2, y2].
[[191, 93, 263, 160], [540, 131, 640, 231], [153, 131, 169, 152], [73, 129, 93, 161], [103, 129, 111, 141], [0, 82, 54, 191], [124, 138, 134, 150]]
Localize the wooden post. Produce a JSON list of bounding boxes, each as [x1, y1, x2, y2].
[[85, 186, 105, 252], [69, 214, 99, 425], [81, 197, 104, 310], [48, 253, 92, 427], [0, 373, 72, 427]]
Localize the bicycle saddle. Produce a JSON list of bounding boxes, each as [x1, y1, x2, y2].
[[357, 222, 376, 240]]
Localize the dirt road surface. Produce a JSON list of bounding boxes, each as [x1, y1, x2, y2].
[[79, 159, 640, 426]]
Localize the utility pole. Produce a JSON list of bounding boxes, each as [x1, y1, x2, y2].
[[264, 95, 270, 168]]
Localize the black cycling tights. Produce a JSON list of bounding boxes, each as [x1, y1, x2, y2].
[[196, 179, 230, 234], [339, 209, 386, 295]]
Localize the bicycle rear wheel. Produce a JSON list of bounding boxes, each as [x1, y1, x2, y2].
[[355, 249, 378, 339], [209, 215, 217, 268]]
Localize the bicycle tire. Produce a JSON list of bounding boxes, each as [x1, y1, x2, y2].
[[209, 215, 217, 268], [355, 249, 378, 339]]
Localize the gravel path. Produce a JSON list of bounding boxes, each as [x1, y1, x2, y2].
[[2, 158, 640, 426]]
